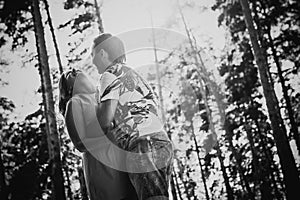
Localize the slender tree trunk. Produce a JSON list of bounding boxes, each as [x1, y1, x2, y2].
[[239, 0, 300, 199], [62, 155, 73, 200], [226, 124, 255, 200], [191, 125, 210, 200], [250, 98, 284, 199], [266, 27, 300, 155], [253, 118, 285, 199], [78, 167, 88, 200], [179, 5, 234, 199], [31, 0, 66, 199], [245, 124, 273, 199], [252, 0, 274, 87], [173, 169, 184, 200], [215, 142, 235, 200], [177, 161, 191, 200], [43, 0, 63, 74], [171, 173, 179, 200], [244, 123, 261, 194], [0, 150, 8, 200], [93, 0, 104, 33]]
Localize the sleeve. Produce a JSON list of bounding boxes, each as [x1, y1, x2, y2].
[[65, 98, 87, 152], [98, 72, 121, 102]]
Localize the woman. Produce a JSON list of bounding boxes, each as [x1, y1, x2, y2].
[[59, 69, 138, 200]]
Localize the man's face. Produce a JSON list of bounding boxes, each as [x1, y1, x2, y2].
[[91, 47, 105, 74]]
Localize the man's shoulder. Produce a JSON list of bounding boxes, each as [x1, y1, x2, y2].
[[106, 63, 137, 76]]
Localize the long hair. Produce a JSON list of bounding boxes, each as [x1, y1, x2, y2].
[[58, 69, 81, 116]]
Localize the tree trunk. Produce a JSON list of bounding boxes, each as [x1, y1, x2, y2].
[[93, 0, 104, 33], [215, 142, 235, 200], [252, 0, 300, 155], [173, 169, 184, 200], [0, 150, 8, 200], [179, 5, 234, 199], [250, 98, 284, 199], [191, 125, 210, 200], [239, 0, 300, 199], [43, 0, 63, 74], [266, 27, 300, 155], [177, 160, 191, 200], [226, 123, 255, 200], [244, 123, 260, 193], [78, 167, 88, 200], [253, 118, 285, 199], [171, 173, 179, 200], [62, 154, 73, 200], [31, 0, 66, 199]]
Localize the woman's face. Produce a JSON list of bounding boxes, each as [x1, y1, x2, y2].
[[60, 70, 96, 98], [73, 72, 96, 94]]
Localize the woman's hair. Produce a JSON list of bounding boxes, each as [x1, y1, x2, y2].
[[58, 69, 81, 116], [92, 33, 126, 64]]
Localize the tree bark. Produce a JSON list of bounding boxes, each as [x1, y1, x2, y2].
[[31, 0, 66, 199], [173, 169, 184, 200], [171, 173, 179, 200], [226, 122, 255, 200], [78, 167, 88, 200], [0, 150, 8, 200], [266, 27, 300, 155], [191, 125, 210, 200], [93, 0, 104, 33], [43, 0, 64, 74], [215, 142, 235, 200], [62, 154, 73, 200], [239, 0, 300, 199], [177, 160, 192, 200], [252, 0, 300, 155]]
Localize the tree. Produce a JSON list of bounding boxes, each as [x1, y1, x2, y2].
[[43, 0, 64, 74], [250, 0, 300, 155], [0, 97, 15, 200], [93, 0, 104, 33], [239, 0, 300, 199], [31, 0, 66, 199]]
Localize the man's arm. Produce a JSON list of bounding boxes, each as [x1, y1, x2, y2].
[[96, 99, 118, 133], [96, 72, 120, 133], [65, 99, 86, 152]]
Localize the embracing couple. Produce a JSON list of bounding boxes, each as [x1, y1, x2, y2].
[[58, 33, 174, 200]]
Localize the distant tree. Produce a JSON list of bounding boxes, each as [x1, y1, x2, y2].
[[0, 97, 15, 200]]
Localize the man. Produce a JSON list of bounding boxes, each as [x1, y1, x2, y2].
[[92, 33, 174, 200]]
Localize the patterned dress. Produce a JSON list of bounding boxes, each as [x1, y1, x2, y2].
[[98, 63, 174, 200]]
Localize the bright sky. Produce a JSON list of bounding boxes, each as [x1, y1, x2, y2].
[[0, 0, 225, 120]]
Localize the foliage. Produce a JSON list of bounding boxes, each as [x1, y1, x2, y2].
[[0, 0, 33, 49]]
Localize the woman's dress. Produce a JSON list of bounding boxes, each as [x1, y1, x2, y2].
[[70, 93, 137, 200]]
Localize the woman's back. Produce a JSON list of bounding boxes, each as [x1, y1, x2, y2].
[[71, 93, 137, 200]]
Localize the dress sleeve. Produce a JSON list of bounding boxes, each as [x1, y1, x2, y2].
[[65, 98, 87, 152], [98, 72, 121, 102]]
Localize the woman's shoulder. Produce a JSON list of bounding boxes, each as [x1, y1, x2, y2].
[[66, 94, 97, 125], [65, 94, 96, 114], [72, 93, 96, 104]]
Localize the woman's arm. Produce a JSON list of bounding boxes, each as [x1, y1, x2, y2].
[[65, 99, 87, 152]]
